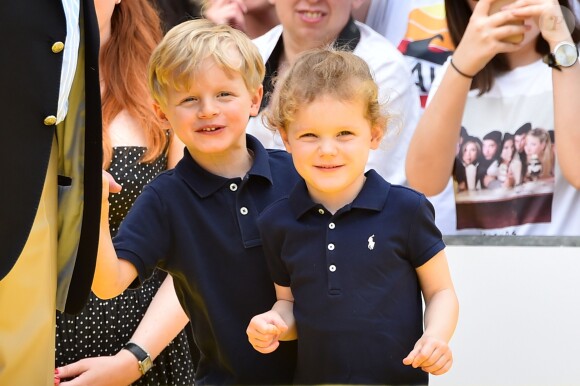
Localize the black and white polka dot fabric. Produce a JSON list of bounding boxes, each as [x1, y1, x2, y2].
[[56, 147, 195, 385]]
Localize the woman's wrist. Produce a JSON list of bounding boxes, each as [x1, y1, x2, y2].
[[449, 58, 475, 79]]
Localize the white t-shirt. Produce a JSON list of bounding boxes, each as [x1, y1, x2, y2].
[[247, 22, 421, 188], [363, 0, 457, 234], [429, 58, 580, 236]]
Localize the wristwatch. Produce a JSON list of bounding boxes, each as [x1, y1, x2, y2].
[[123, 342, 153, 375], [544, 41, 579, 70]]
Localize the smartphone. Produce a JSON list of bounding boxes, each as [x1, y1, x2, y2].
[[489, 0, 524, 43]]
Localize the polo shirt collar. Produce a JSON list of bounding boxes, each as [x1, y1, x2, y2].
[[261, 17, 361, 111], [288, 169, 390, 219], [176, 134, 274, 198]]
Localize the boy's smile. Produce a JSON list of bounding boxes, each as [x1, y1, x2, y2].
[[154, 57, 262, 177]]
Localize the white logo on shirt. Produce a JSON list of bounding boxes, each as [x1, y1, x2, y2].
[[368, 235, 375, 250]]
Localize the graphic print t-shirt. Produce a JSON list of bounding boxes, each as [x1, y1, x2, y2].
[[396, 1, 455, 108], [430, 59, 580, 236]]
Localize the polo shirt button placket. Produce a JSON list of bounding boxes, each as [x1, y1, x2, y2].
[[229, 183, 238, 192]]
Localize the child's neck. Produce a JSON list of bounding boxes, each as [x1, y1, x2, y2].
[[191, 148, 254, 179], [307, 177, 366, 215]]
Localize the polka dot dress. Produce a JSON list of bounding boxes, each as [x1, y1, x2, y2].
[[56, 147, 195, 385]]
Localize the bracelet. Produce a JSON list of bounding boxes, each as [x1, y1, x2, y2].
[[449, 58, 475, 79]]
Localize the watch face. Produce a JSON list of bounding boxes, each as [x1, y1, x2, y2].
[[555, 42, 578, 67], [139, 356, 153, 374]]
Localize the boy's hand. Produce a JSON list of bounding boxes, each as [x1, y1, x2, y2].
[[103, 170, 122, 197], [246, 310, 288, 354], [403, 335, 453, 375]]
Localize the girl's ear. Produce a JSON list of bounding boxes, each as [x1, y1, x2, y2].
[[279, 128, 292, 153], [370, 125, 384, 150]]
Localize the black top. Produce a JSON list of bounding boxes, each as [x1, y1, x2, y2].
[[259, 170, 445, 385], [114, 135, 300, 385]]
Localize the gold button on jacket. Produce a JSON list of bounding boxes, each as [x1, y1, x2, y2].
[[43, 115, 57, 126], [51, 41, 64, 53]]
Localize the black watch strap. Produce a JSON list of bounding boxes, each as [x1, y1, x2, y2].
[[123, 342, 153, 375]]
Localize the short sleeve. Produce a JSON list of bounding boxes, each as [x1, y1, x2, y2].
[[113, 184, 171, 286], [407, 194, 446, 268], [257, 205, 291, 287]]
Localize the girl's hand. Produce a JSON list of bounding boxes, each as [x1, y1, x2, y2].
[[505, 0, 573, 45], [452, 0, 529, 75], [403, 335, 453, 375], [246, 310, 288, 354], [203, 0, 247, 33]]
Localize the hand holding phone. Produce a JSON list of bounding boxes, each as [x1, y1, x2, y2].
[[489, 0, 524, 43]]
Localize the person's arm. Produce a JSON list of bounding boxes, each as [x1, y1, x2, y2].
[[406, 0, 528, 195], [403, 249, 459, 375], [126, 275, 190, 359], [92, 172, 139, 299], [57, 276, 190, 385], [246, 284, 297, 354], [510, 1, 580, 188]]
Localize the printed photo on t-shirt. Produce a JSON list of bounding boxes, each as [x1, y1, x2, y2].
[[452, 122, 555, 230]]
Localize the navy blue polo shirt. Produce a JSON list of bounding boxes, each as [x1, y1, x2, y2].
[[113, 135, 299, 385], [258, 169, 445, 385]]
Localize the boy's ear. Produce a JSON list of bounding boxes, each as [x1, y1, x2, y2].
[[249, 85, 264, 117], [153, 102, 168, 121], [370, 125, 384, 150]]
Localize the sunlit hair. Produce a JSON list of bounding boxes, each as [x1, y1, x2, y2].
[[446, 0, 580, 94], [148, 19, 265, 108], [100, 0, 165, 168], [528, 128, 553, 178], [265, 48, 389, 135]]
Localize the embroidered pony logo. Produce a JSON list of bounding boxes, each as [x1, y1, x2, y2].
[[368, 235, 375, 250]]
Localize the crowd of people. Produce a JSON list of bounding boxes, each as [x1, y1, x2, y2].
[[1, 0, 579, 385]]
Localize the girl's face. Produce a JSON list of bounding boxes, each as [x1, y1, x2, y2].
[[462, 141, 478, 165], [524, 135, 545, 156], [280, 94, 382, 206], [501, 138, 515, 162]]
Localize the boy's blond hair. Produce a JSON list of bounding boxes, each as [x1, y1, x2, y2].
[[148, 19, 265, 107]]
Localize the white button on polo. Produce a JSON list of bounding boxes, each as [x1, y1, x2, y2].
[[329, 265, 337, 272], [318, 209, 325, 215], [327, 243, 335, 251], [240, 207, 248, 215], [328, 223, 335, 229], [229, 183, 238, 191]]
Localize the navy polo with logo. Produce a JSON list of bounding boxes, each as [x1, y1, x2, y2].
[[113, 135, 299, 385], [258, 169, 445, 385]]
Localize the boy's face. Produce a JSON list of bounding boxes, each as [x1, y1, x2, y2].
[[270, 0, 364, 49], [154, 58, 262, 161], [280, 94, 382, 205]]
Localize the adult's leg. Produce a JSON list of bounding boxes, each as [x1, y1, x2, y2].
[[0, 137, 58, 385]]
